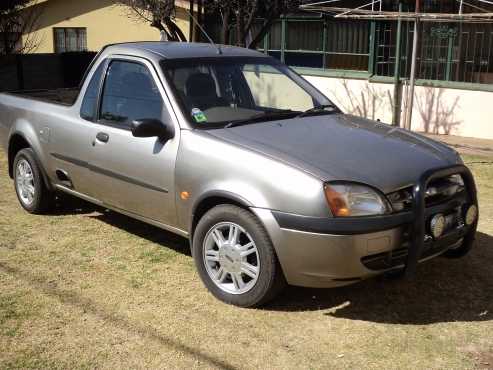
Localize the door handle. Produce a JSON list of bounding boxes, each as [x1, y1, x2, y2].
[[96, 132, 109, 143]]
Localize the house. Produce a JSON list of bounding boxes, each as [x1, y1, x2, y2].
[[21, 0, 191, 53]]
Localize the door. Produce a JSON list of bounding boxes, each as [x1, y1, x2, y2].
[[48, 60, 107, 196], [88, 57, 180, 225]]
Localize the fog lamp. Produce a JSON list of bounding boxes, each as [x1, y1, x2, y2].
[[465, 205, 478, 226], [430, 214, 446, 239]]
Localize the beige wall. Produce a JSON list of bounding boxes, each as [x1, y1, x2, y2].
[[244, 69, 314, 111], [304, 75, 493, 140], [24, 0, 190, 53]]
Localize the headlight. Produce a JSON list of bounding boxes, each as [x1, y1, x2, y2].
[[324, 182, 391, 217]]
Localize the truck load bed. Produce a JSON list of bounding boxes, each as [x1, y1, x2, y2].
[[9, 87, 80, 106]]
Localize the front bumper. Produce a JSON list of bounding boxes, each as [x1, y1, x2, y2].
[[251, 165, 478, 288]]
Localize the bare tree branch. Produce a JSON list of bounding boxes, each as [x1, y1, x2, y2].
[[114, 0, 187, 41], [204, 0, 300, 49], [0, 0, 43, 55]]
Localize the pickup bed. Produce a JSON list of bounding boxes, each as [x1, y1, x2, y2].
[[8, 88, 80, 105], [0, 42, 479, 307]]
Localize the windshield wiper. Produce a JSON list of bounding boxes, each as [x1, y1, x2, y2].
[[297, 104, 338, 118], [224, 109, 299, 129]]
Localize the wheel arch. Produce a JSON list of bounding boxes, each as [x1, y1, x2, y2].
[[8, 132, 52, 191], [190, 191, 254, 240]]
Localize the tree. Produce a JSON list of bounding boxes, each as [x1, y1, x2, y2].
[[0, 0, 42, 55], [116, 0, 187, 42], [204, 0, 300, 49]]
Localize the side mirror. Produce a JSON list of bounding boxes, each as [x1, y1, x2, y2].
[[131, 118, 174, 140]]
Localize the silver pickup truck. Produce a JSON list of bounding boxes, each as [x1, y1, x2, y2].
[[0, 42, 479, 307]]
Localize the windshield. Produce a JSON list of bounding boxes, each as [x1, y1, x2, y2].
[[161, 57, 336, 128]]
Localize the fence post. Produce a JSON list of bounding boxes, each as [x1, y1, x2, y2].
[[368, 20, 376, 75], [322, 16, 328, 69], [392, 3, 403, 127], [281, 17, 286, 63], [15, 54, 24, 90], [445, 33, 454, 81]]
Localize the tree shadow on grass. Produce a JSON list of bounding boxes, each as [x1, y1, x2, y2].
[[266, 232, 493, 325]]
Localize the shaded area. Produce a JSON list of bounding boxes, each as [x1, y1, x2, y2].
[[29, 0, 110, 33], [90, 211, 191, 257], [267, 232, 493, 325], [50, 194, 191, 256]]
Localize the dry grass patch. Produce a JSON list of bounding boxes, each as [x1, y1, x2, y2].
[[0, 151, 492, 369]]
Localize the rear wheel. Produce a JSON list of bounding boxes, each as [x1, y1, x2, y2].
[[13, 148, 52, 214], [192, 205, 286, 307]]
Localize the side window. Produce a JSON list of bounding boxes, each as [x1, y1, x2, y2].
[[99, 60, 163, 128], [80, 61, 106, 121]]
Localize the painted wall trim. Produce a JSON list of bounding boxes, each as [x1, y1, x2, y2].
[[296, 67, 493, 93]]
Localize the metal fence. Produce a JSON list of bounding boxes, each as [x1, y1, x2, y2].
[[0, 52, 96, 92]]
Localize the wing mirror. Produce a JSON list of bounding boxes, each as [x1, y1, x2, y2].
[[131, 119, 175, 140]]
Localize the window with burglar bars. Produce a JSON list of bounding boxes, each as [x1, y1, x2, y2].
[[375, 21, 493, 84], [264, 17, 370, 71], [205, 15, 370, 71], [54, 28, 87, 53]]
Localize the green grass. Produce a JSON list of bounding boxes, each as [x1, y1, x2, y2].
[[0, 151, 492, 369]]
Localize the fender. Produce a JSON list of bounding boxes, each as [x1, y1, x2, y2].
[[8, 129, 54, 191]]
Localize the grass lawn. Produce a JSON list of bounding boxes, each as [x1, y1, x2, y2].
[[0, 150, 492, 369]]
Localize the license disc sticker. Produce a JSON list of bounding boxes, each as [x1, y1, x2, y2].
[[191, 108, 207, 123]]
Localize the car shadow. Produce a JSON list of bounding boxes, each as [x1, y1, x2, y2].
[[265, 231, 493, 324], [48, 193, 100, 216], [89, 210, 191, 257], [48, 194, 191, 256], [51, 196, 492, 325]]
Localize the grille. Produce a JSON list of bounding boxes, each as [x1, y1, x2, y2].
[[388, 174, 465, 212]]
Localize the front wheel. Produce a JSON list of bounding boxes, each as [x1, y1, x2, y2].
[[192, 205, 286, 307]]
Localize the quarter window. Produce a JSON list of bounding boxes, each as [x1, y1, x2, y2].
[[80, 62, 106, 122], [99, 60, 163, 128]]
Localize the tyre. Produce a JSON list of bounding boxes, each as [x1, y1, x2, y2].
[[443, 227, 476, 258], [192, 205, 286, 307], [13, 148, 53, 214]]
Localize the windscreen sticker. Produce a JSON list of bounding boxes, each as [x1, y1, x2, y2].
[[191, 108, 207, 123]]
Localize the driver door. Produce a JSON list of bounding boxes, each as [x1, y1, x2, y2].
[[87, 56, 180, 226]]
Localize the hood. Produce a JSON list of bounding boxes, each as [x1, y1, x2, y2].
[[206, 114, 460, 194]]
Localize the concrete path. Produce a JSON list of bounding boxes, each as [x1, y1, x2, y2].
[[424, 133, 493, 158]]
